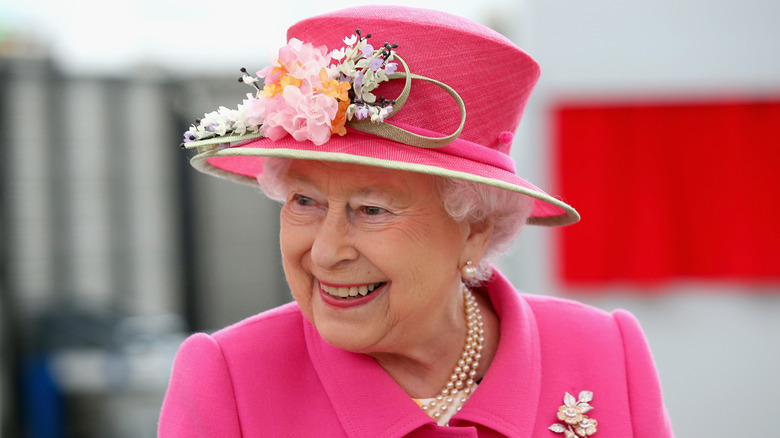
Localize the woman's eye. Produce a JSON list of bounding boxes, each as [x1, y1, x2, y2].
[[292, 194, 314, 206], [362, 206, 387, 215]]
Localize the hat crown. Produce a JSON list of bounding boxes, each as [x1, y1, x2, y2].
[[288, 6, 540, 154]]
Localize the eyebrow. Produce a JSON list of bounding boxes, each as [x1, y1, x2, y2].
[[285, 171, 410, 200], [286, 171, 313, 186]]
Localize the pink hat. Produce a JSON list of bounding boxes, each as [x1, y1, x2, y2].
[[182, 6, 579, 226]]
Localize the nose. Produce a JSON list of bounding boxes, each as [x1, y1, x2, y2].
[[310, 206, 359, 269]]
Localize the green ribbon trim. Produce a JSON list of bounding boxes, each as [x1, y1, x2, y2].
[[182, 132, 264, 152], [345, 54, 466, 149]]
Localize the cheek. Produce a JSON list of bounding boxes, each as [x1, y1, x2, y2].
[[391, 215, 465, 257], [279, 223, 315, 306], [279, 210, 314, 261]]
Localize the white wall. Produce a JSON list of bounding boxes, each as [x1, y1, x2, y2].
[[498, 1, 780, 436]]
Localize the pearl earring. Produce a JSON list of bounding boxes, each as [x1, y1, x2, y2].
[[461, 260, 477, 279]]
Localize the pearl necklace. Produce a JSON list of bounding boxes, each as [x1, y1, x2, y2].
[[420, 284, 484, 425]]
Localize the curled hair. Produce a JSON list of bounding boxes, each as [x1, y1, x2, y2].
[[258, 157, 292, 202], [258, 158, 534, 284], [432, 175, 533, 284]]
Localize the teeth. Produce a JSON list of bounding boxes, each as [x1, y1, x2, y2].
[[321, 282, 383, 299]]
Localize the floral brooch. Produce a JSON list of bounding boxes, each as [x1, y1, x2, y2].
[[182, 29, 399, 147], [549, 391, 598, 437]]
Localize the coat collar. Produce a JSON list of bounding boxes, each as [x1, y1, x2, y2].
[[303, 269, 541, 437], [450, 269, 542, 436]]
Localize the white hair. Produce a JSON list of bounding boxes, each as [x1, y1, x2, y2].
[[258, 158, 534, 285]]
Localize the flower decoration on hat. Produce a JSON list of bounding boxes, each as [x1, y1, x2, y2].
[[183, 29, 399, 147], [549, 391, 599, 437]]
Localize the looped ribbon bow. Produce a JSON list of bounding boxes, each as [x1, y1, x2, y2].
[[346, 54, 466, 149]]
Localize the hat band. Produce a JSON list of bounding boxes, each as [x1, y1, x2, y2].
[[345, 121, 517, 174]]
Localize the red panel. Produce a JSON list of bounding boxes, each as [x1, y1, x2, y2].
[[554, 99, 780, 285]]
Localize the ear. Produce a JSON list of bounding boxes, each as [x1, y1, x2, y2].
[[459, 219, 494, 267]]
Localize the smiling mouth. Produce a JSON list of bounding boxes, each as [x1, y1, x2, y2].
[[320, 282, 386, 299]]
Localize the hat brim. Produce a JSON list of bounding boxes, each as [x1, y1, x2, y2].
[[187, 129, 580, 227]]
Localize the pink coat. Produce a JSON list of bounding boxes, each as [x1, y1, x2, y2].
[[159, 270, 673, 437]]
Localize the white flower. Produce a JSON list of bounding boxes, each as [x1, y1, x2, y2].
[[331, 48, 346, 61], [337, 59, 357, 77], [232, 120, 247, 136], [356, 39, 368, 52], [343, 34, 357, 46], [355, 58, 370, 70], [374, 68, 389, 82], [369, 106, 381, 122], [230, 105, 249, 135], [379, 106, 393, 121], [194, 125, 207, 138], [346, 104, 357, 119]]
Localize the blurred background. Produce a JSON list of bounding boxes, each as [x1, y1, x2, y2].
[[1, 0, 778, 436]]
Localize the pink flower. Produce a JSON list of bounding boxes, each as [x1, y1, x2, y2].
[[269, 38, 332, 94], [257, 65, 282, 83], [242, 37, 345, 145], [242, 96, 268, 128], [263, 86, 338, 145]]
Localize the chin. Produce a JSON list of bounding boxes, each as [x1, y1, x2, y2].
[[315, 324, 379, 354]]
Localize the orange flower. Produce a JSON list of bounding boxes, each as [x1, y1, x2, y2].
[[316, 68, 351, 101], [261, 65, 303, 97], [313, 68, 351, 136], [331, 99, 350, 136]]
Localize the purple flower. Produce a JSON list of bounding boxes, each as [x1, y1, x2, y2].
[[362, 44, 374, 58], [369, 57, 384, 71], [354, 71, 364, 88], [356, 106, 369, 120], [384, 62, 398, 75]]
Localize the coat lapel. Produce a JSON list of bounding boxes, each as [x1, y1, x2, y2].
[[450, 269, 542, 436], [304, 318, 437, 438]]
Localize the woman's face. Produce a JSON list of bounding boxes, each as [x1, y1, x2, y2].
[[279, 160, 482, 355]]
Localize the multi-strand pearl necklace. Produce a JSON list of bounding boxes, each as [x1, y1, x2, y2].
[[419, 284, 484, 425]]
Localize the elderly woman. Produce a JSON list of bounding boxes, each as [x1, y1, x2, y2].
[[159, 6, 673, 438]]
